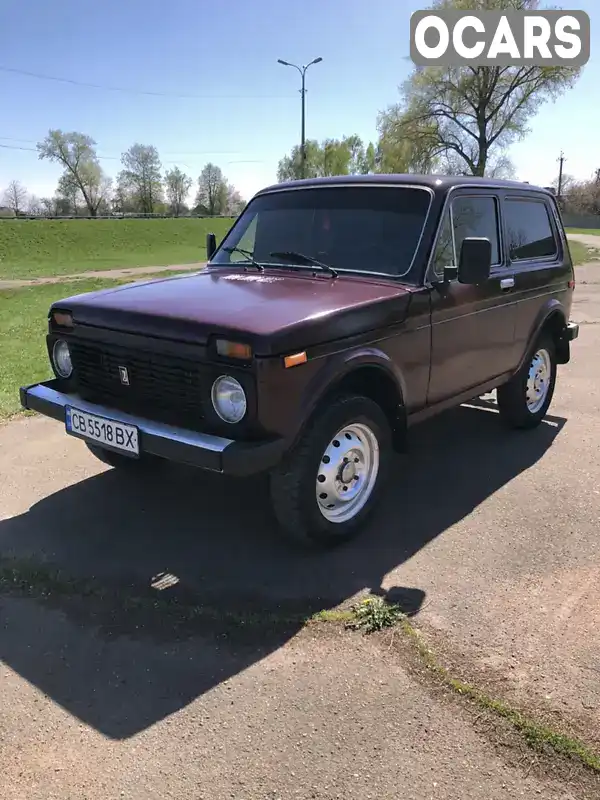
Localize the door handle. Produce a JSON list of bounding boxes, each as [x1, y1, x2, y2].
[[500, 277, 515, 290]]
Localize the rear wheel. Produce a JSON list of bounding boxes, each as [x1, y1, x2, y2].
[[269, 394, 393, 547], [496, 332, 556, 429], [86, 443, 163, 471]]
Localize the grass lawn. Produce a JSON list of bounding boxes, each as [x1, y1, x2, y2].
[[569, 240, 600, 266], [566, 227, 600, 237], [0, 217, 233, 280], [0, 279, 123, 419]]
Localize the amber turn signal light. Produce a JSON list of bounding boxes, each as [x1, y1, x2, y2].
[[216, 339, 252, 359], [284, 351, 307, 368], [52, 311, 73, 328]]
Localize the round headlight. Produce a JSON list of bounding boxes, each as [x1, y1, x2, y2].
[[211, 375, 247, 424], [52, 339, 73, 378]]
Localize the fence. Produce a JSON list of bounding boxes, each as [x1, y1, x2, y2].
[[562, 213, 600, 230], [0, 213, 239, 221]]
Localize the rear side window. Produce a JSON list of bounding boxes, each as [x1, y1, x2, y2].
[[504, 198, 558, 261], [432, 194, 500, 273]]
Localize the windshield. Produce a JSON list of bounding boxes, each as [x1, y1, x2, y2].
[[211, 185, 432, 279]]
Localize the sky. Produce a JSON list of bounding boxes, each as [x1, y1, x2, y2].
[[0, 0, 597, 205]]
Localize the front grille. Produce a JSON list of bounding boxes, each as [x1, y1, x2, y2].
[[70, 339, 208, 429]]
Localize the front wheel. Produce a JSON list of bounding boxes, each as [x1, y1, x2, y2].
[[496, 333, 557, 429], [269, 394, 393, 548]]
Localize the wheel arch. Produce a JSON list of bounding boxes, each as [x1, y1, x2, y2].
[[520, 300, 570, 369], [299, 349, 408, 451]]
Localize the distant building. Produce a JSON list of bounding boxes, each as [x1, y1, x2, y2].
[[0, 206, 15, 217]]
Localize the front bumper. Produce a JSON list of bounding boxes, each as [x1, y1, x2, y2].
[[20, 379, 286, 477]]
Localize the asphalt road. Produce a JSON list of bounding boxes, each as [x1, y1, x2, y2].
[[1, 263, 599, 798]]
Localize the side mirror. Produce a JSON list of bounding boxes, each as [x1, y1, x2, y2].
[[206, 232, 217, 261], [457, 237, 492, 284]]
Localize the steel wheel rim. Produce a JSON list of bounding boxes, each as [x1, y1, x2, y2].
[[526, 348, 552, 414], [315, 422, 380, 524]]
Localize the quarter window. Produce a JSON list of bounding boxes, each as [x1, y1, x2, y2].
[[432, 195, 500, 273], [504, 199, 557, 261]]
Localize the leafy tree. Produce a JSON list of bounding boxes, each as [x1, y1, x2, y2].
[[118, 144, 163, 214], [2, 180, 28, 214], [56, 169, 112, 216], [377, 0, 581, 177], [277, 135, 376, 181], [37, 130, 111, 216], [57, 172, 80, 215], [165, 166, 192, 216], [195, 163, 228, 215], [225, 185, 245, 215]]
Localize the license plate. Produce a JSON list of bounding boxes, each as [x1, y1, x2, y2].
[[65, 406, 139, 456]]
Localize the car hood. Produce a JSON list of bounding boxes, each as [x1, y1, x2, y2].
[[55, 267, 415, 356]]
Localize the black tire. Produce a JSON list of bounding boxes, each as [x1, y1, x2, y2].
[[86, 443, 164, 471], [269, 394, 393, 548], [496, 332, 557, 429]]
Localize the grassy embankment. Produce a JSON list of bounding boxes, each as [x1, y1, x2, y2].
[[0, 217, 233, 280], [565, 227, 600, 236], [0, 279, 123, 418]]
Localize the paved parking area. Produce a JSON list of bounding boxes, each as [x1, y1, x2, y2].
[[1, 264, 599, 798]]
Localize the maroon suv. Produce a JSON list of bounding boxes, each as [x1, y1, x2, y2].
[[20, 175, 579, 547]]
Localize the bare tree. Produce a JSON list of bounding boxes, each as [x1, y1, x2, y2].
[[37, 130, 111, 216], [118, 144, 163, 214], [3, 180, 28, 214], [27, 194, 43, 216], [165, 166, 192, 216]]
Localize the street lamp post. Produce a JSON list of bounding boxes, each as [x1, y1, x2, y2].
[[277, 57, 323, 179]]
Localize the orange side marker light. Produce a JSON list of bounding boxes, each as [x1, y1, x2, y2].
[[284, 351, 307, 368]]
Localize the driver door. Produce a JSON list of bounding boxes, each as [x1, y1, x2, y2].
[[427, 191, 517, 405]]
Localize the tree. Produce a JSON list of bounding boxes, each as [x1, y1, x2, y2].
[[2, 180, 28, 214], [27, 195, 43, 216], [118, 144, 163, 214], [375, 112, 440, 174], [165, 166, 192, 216], [377, 0, 581, 177], [277, 135, 376, 181], [39, 197, 57, 216], [225, 185, 245, 215], [195, 163, 228, 215], [37, 130, 111, 216], [559, 173, 600, 216]]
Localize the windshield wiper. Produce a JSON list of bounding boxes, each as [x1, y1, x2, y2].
[[222, 246, 264, 272], [269, 250, 338, 278]]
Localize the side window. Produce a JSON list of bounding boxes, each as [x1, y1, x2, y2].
[[432, 209, 454, 273], [452, 196, 500, 265], [504, 198, 558, 261], [432, 195, 499, 274]]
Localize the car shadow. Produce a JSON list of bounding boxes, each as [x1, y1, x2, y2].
[[0, 400, 566, 739]]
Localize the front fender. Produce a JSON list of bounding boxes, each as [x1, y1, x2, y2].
[[294, 346, 407, 437]]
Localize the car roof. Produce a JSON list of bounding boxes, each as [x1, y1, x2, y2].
[[256, 173, 551, 196]]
